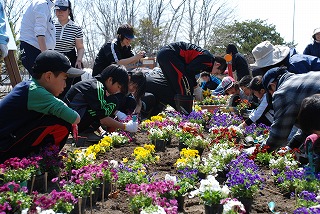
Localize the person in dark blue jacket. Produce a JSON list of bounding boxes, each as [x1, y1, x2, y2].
[[226, 44, 250, 81], [303, 28, 320, 58], [251, 41, 320, 75]]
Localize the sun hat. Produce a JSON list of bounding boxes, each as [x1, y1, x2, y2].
[[312, 28, 320, 39], [250, 41, 290, 68], [261, 67, 288, 90], [54, 0, 69, 11], [32, 50, 84, 78], [221, 76, 235, 92]]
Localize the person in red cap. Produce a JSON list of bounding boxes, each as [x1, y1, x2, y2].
[[92, 24, 146, 76], [0, 50, 84, 162]]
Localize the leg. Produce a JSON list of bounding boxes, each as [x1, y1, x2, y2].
[[0, 115, 71, 162], [20, 41, 41, 77], [157, 47, 192, 95]]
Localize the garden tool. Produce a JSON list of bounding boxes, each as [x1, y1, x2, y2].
[[268, 201, 280, 214]]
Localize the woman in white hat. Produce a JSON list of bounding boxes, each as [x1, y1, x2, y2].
[[303, 28, 320, 58]]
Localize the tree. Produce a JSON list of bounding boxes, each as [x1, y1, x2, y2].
[[210, 19, 288, 56]]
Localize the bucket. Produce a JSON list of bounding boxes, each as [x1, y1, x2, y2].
[[174, 94, 194, 115]]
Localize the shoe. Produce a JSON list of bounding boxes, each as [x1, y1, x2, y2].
[[78, 132, 102, 142]]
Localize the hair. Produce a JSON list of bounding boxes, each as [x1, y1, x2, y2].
[[226, 44, 238, 54], [214, 56, 227, 73], [249, 75, 264, 92], [32, 70, 63, 79], [96, 64, 129, 94], [298, 94, 320, 134], [117, 24, 134, 41], [129, 69, 146, 101], [68, 0, 74, 21], [239, 75, 252, 87]]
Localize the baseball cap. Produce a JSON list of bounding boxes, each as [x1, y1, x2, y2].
[[221, 76, 235, 92], [32, 50, 84, 78], [262, 67, 288, 90], [117, 24, 135, 39], [54, 0, 69, 11]]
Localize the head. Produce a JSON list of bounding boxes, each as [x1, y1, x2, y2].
[[221, 76, 237, 95], [95, 64, 129, 95], [248, 76, 265, 99], [128, 69, 147, 101], [117, 24, 135, 47], [261, 66, 287, 96], [226, 44, 238, 55], [200, 71, 211, 82], [210, 56, 227, 75], [32, 50, 84, 97], [312, 28, 320, 41], [238, 75, 253, 96], [54, 0, 74, 21], [298, 94, 320, 135], [250, 41, 290, 74]]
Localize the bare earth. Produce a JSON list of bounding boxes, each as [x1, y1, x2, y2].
[[59, 131, 296, 214]]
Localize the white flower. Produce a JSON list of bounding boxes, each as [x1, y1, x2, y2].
[[222, 198, 246, 214], [165, 174, 177, 184], [140, 205, 166, 214], [110, 160, 119, 168]]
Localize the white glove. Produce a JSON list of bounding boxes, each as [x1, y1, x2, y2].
[[193, 86, 203, 101], [0, 44, 8, 58], [124, 120, 138, 132], [277, 145, 291, 154], [115, 111, 127, 121]]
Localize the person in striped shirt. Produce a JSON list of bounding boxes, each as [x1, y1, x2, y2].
[[54, 0, 84, 99]]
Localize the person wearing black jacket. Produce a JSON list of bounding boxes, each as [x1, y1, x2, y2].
[[157, 41, 226, 114], [226, 44, 250, 81]]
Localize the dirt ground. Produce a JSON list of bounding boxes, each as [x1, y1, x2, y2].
[[59, 131, 296, 214]]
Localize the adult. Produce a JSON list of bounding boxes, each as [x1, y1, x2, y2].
[[261, 67, 320, 152], [54, 0, 85, 98], [0, 0, 8, 58], [92, 24, 145, 76], [157, 41, 227, 114], [226, 44, 250, 81], [250, 41, 320, 76], [303, 28, 320, 58], [0, 50, 84, 162], [19, 0, 56, 76]]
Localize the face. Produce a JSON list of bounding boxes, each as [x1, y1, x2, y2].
[[201, 76, 210, 82], [128, 82, 138, 94], [252, 89, 265, 99], [55, 9, 69, 22], [121, 37, 132, 47], [45, 72, 67, 97], [211, 62, 224, 75], [240, 86, 252, 96], [225, 86, 236, 95], [315, 32, 320, 41], [105, 77, 122, 94]]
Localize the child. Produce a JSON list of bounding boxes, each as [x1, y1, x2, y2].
[[64, 64, 138, 140], [0, 50, 84, 162]]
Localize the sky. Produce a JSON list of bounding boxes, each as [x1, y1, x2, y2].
[[233, 0, 320, 53]]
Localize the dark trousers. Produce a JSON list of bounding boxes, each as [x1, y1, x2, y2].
[[157, 47, 194, 95], [20, 41, 41, 77], [0, 115, 71, 163]]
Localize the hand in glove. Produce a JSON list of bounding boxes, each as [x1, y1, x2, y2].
[[124, 120, 138, 132], [0, 44, 8, 58], [115, 111, 127, 121]]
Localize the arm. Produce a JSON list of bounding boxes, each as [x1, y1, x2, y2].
[[75, 38, 84, 68], [37, 35, 47, 52], [245, 95, 269, 126], [117, 52, 144, 66], [303, 44, 311, 55], [0, 1, 8, 45], [100, 116, 126, 130]]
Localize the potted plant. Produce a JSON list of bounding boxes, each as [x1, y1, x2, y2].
[[184, 135, 209, 155], [147, 127, 168, 152], [189, 175, 230, 214]]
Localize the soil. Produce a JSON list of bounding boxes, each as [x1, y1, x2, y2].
[[58, 131, 296, 214]]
